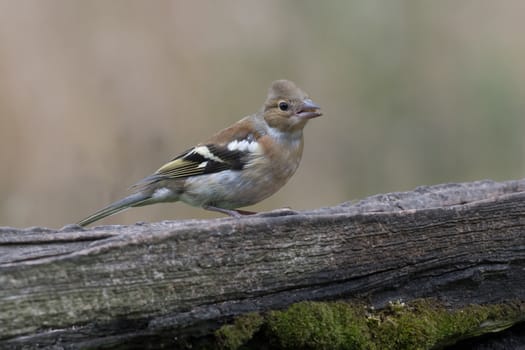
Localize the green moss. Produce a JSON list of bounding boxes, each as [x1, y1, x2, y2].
[[373, 299, 524, 349], [215, 312, 264, 350], [213, 300, 524, 350], [266, 301, 370, 350]]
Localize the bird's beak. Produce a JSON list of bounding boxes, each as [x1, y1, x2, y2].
[[296, 98, 322, 119]]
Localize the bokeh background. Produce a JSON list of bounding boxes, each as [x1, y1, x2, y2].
[[1, 1, 524, 228]]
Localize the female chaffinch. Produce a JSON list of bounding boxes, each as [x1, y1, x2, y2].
[[78, 79, 322, 226]]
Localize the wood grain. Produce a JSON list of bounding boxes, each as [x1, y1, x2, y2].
[[1, 179, 525, 348]]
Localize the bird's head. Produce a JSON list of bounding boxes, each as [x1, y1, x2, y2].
[[262, 80, 322, 133]]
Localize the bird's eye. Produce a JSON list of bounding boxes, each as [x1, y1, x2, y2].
[[278, 101, 289, 111]]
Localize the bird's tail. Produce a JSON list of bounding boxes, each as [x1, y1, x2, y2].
[[77, 192, 152, 227]]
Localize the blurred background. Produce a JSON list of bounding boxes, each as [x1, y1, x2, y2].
[[1, 1, 524, 228]]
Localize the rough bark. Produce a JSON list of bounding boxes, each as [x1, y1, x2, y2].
[[1, 179, 525, 348]]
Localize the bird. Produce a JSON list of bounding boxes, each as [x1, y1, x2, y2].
[[77, 79, 322, 226]]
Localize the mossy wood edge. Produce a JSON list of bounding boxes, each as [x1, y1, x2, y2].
[[1, 179, 525, 348]]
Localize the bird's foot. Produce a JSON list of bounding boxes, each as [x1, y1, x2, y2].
[[257, 207, 299, 217], [203, 205, 256, 217]]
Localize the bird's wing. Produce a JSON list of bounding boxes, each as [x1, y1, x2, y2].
[[156, 117, 264, 179], [155, 144, 247, 178], [131, 117, 264, 189], [129, 144, 249, 191]]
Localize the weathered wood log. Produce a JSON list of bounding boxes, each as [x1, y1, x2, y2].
[[1, 179, 525, 348]]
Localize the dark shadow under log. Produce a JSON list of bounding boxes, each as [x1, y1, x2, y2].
[[1, 179, 525, 348]]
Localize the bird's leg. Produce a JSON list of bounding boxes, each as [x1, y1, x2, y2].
[[234, 209, 258, 215], [256, 207, 298, 217], [202, 205, 257, 217]]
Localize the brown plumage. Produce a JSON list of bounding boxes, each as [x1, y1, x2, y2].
[[77, 79, 322, 226]]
